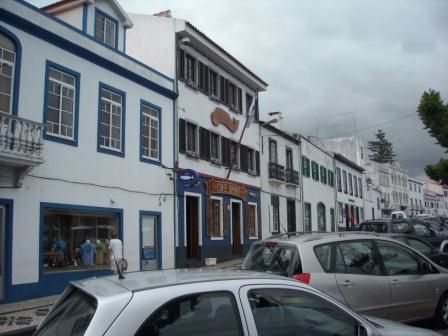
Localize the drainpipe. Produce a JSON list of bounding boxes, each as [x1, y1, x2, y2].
[[299, 136, 304, 231], [332, 155, 338, 232]]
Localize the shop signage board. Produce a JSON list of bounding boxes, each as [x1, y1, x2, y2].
[[179, 169, 198, 187], [207, 179, 246, 200]]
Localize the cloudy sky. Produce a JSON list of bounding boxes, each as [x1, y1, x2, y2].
[[30, 0, 448, 178]]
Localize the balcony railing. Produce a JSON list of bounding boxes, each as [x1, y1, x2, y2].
[[285, 168, 299, 186], [0, 112, 44, 164], [268, 162, 285, 182]]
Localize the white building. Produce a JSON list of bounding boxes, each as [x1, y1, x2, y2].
[[364, 162, 409, 218], [321, 136, 366, 167], [126, 11, 268, 266], [363, 183, 382, 221], [260, 123, 301, 237], [424, 180, 444, 216], [334, 153, 364, 230], [300, 137, 336, 232], [0, 0, 176, 302], [408, 177, 424, 217]]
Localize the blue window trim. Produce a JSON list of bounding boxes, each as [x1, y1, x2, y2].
[[0, 199, 13, 303], [139, 211, 162, 270], [82, 3, 88, 33], [140, 99, 162, 166], [42, 60, 80, 147], [0, 26, 21, 117], [1, 2, 177, 100], [94, 8, 119, 49], [39, 202, 123, 281], [123, 27, 127, 54], [97, 82, 126, 158]]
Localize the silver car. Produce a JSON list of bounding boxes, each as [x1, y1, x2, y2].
[[242, 232, 448, 328], [32, 269, 440, 336]]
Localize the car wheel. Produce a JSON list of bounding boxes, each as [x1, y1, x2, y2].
[[434, 292, 448, 328]]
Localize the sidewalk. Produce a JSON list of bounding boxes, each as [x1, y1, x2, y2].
[[0, 258, 243, 335]]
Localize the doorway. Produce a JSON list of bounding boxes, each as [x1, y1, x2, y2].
[[231, 202, 242, 255], [345, 204, 350, 231], [141, 213, 160, 271], [186, 196, 200, 260], [287, 199, 296, 232]]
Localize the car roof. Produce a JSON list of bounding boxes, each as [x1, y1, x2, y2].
[[71, 269, 293, 297]]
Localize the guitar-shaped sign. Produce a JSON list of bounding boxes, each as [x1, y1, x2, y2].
[[210, 107, 240, 133]]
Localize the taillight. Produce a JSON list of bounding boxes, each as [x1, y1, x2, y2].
[[293, 273, 311, 284]]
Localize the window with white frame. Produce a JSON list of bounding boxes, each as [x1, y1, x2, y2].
[[185, 53, 196, 86], [210, 197, 223, 238], [210, 131, 220, 163], [186, 121, 198, 157], [95, 10, 116, 48], [304, 203, 312, 232], [230, 140, 240, 168], [0, 32, 16, 114], [338, 202, 343, 223], [248, 203, 258, 238], [247, 147, 255, 173], [141, 103, 160, 161], [208, 69, 219, 98], [46, 66, 76, 139], [271, 195, 280, 233], [99, 87, 123, 152]]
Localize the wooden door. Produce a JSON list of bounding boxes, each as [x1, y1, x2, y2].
[[232, 203, 241, 255], [186, 196, 199, 259], [287, 199, 296, 232]]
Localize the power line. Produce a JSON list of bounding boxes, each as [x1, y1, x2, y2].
[[323, 113, 417, 139]]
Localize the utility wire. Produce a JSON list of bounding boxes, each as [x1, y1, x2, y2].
[[323, 113, 417, 139]]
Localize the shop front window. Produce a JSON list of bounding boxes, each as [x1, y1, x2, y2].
[[43, 209, 119, 273]]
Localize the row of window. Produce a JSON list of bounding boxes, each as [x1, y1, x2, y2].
[[337, 202, 364, 226], [410, 198, 423, 209], [409, 182, 422, 193], [207, 197, 258, 239], [302, 157, 335, 187], [392, 191, 409, 205], [41, 61, 161, 162], [268, 139, 296, 170], [178, 48, 255, 116], [336, 168, 363, 198], [303, 202, 336, 233], [179, 118, 260, 175], [391, 172, 407, 187]]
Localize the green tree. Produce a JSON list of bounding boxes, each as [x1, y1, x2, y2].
[[417, 89, 448, 184], [367, 129, 396, 163]]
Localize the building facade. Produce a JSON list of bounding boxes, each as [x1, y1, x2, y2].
[[334, 154, 364, 230], [260, 123, 301, 237], [424, 180, 444, 216], [0, 0, 176, 302], [300, 137, 336, 232], [408, 177, 424, 217], [126, 12, 268, 266]]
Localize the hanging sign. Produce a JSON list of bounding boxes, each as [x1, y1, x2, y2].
[[211, 107, 239, 133], [179, 169, 198, 187]]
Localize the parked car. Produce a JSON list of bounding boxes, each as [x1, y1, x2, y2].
[[242, 231, 448, 328], [383, 233, 448, 268], [32, 269, 442, 336], [355, 219, 447, 248]]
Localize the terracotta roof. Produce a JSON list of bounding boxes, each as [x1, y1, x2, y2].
[[153, 10, 172, 17], [42, 0, 74, 11], [185, 21, 267, 88]]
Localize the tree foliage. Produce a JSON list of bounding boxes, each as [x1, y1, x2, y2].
[[367, 129, 396, 164], [417, 89, 448, 184]]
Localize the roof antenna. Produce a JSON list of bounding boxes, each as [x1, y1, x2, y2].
[[280, 223, 291, 238], [109, 240, 125, 280]]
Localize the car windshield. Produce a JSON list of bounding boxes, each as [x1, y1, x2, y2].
[[413, 224, 432, 238], [391, 221, 411, 234], [242, 243, 298, 276], [34, 288, 97, 336]]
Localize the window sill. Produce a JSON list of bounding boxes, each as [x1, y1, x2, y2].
[[209, 95, 220, 103], [210, 159, 221, 167], [248, 236, 259, 240], [185, 80, 198, 90], [210, 236, 224, 241], [186, 151, 199, 159]]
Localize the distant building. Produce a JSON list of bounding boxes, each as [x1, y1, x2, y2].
[[320, 136, 366, 167], [408, 177, 424, 216], [334, 154, 364, 230], [424, 180, 444, 216]]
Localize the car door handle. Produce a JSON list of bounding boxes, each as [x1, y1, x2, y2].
[[389, 279, 400, 286], [340, 280, 353, 287]]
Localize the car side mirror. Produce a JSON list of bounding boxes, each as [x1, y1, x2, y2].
[[357, 324, 368, 336], [421, 262, 433, 274]]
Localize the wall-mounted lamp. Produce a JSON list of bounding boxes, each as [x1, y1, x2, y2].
[[181, 37, 191, 45]]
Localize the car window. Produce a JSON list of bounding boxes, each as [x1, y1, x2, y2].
[[135, 291, 243, 336], [242, 243, 298, 276], [248, 288, 357, 336], [34, 289, 97, 336], [406, 238, 432, 256], [376, 241, 420, 276], [314, 244, 332, 272], [336, 241, 381, 275], [392, 221, 411, 234], [360, 223, 387, 233], [413, 224, 432, 237]]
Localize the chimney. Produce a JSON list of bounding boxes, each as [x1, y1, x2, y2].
[[153, 9, 172, 17]]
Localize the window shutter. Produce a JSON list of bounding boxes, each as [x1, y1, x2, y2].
[[204, 65, 209, 95], [223, 199, 229, 236], [207, 196, 213, 236], [199, 127, 210, 160], [255, 151, 260, 175], [240, 145, 248, 172], [219, 76, 225, 103], [221, 137, 230, 167], [179, 118, 186, 153], [257, 204, 262, 238], [178, 49, 185, 80]]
